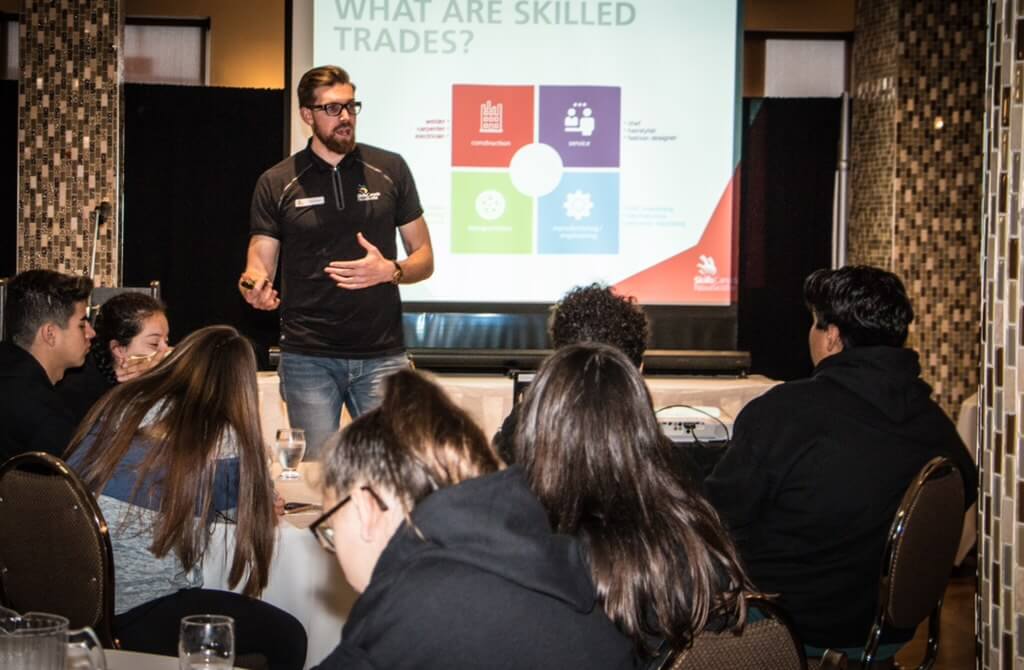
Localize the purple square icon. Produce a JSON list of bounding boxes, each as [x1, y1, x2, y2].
[[539, 86, 620, 168]]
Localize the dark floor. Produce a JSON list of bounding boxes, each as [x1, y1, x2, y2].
[[894, 576, 975, 669]]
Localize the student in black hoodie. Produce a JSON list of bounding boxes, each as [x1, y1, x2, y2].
[[309, 369, 636, 670], [705, 266, 977, 660]]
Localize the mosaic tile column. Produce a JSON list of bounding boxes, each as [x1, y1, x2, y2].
[[17, 0, 122, 284], [981, 2, 1024, 668], [850, 0, 984, 418], [849, 0, 898, 271]]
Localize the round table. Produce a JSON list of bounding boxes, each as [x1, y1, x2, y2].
[[106, 649, 246, 669]]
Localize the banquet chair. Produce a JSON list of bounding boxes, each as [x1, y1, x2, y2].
[[858, 456, 965, 670], [0, 276, 7, 341], [0, 451, 118, 648], [89, 280, 161, 318], [651, 595, 846, 670]]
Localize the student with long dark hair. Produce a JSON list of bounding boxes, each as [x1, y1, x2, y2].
[[66, 325, 306, 669], [58, 292, 170, 425], [310, 368, 635, 669], [515, 342, 753, 657]]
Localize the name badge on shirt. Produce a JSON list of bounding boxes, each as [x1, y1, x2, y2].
[[295, 196, 325, 208]]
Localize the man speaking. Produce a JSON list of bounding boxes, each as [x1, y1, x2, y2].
[[240, 65, 434, 457]]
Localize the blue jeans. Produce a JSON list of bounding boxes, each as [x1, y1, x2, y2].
[[279, 351, 410, 459]]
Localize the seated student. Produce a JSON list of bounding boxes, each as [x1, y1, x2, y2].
[[58, 292, 170, 425], [0, 269, 94, 462], [514, 343, 753, 660], [311, 369, 636, 670], [493, 282, 648, 463], [65, 325, 306, 669], [704, 266, 978, 660]]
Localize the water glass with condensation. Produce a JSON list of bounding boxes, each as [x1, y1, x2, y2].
[[178, 614, 234, 670]]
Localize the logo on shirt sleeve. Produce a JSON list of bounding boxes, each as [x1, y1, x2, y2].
[[357, 185, 381, 202]]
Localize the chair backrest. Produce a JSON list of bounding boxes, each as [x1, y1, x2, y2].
[[0, 277, 8, 342], [876, 456, 964, 631], [663, 596, 807, 670], [89, 281, 161, 317], [0, 452, 116, 647]]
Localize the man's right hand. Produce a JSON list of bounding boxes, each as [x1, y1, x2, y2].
[[239, 273, 281, 310]]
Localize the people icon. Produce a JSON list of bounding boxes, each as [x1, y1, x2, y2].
[[564, 107, 579, 131], [564, 103, 595, 137], [579, 107, 595, 137]]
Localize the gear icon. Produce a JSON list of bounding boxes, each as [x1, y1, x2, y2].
[[563, 190, 594, 221]]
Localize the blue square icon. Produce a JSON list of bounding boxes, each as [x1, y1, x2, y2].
[[538, 173, 619, 254]]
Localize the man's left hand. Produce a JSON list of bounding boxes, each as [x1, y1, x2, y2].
[[324, 232, 394, 290]]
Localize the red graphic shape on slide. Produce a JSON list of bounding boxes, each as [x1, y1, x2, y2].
[[613, 169, 739, 305], [452, 85, 534, 167]]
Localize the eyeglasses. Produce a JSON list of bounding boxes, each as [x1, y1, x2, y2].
[[308, 100, 362, 117], [309, 485, 389, 553]]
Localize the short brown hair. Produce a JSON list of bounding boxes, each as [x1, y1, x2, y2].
[[321, 369, 501, 517], [297, 65, 355, 108]]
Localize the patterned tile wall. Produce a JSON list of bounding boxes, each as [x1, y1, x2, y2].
[[17, 0, 122, 284], [893, 2, 983, 420], [980, 1, 1020, 668], [851, 0, 984, 418], [849, 0, 898, 270]]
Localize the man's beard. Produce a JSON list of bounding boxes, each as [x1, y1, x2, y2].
[[316, 122, 355, 155]]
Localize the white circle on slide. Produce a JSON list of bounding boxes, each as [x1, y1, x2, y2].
[[509, 143, 563, 197], [475, 190, 506, 220]]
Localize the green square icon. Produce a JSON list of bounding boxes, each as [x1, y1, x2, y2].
[[451, 172, 533, 254]]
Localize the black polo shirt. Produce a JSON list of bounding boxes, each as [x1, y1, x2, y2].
[[250, 142, 424, 358]]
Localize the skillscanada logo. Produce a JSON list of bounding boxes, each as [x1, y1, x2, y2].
[[694, 255, 731, 292], [357, 185, 381, 202]]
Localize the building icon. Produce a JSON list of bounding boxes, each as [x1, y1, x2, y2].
[[479, 99, 503, 133]]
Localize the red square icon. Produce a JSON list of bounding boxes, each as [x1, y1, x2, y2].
[[452, 85, 534, 167]]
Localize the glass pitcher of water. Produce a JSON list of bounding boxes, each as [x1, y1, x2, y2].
[[0, 607, 106, 670]]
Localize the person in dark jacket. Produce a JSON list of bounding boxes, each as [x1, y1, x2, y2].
[[704, 265, 978, 659], [310, 369, 636, 670], [58, 292, 170, 425], [0, 269, 94, 462]]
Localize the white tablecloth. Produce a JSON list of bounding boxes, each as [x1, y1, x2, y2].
[[203, 464, 357, 669], [955, 391, 979, 565], [105, 649, 178, 669], [258, 371, 779, 445]]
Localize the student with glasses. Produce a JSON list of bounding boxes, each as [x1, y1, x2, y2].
[[308, 369, 636, 670], [239, 64, 434, 460]]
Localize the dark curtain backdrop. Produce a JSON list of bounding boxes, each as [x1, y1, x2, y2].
[[2, 79, 16, 278], [122, 84, 284, 362], [737, 98, 841, 381]]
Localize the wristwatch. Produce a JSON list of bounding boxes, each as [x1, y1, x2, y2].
[[391, 261, 404, 285]]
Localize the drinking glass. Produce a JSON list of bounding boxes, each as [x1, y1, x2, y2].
[[274, 428, 306, 481], [178, 615, 234, 670]]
